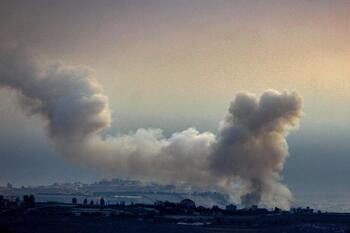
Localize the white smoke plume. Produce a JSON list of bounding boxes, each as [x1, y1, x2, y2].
[[0, 46, 303, 209]]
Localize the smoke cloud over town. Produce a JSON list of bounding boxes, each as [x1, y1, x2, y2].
[[0, 46, 303, 209]]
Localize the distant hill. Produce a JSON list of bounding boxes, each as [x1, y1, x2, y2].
[[0, 179, 230, 207]]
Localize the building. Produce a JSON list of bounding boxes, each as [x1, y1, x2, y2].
[[180, 199, 196, 209], [250, 205, 258, 211], [226, 204, 237, 212]]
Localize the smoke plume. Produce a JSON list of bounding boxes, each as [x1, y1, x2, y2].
[[0, 46, 303, 209], [209, 91, 303, 208]]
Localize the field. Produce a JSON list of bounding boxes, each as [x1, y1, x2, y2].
[[0, 215, 349, 233]]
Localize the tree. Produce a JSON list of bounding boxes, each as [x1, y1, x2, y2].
[[29, 194, 35, 204], [23, 194, 35, 205], [90, 200, 94, 205], [83, 198, 88, 205], [23, 195, 29, 205], [100, 198, 105, 206], [72, 197, 77, 204]]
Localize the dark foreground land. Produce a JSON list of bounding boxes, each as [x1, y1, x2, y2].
[[1, 195, 350, 233], [0, 215, 349, 233]]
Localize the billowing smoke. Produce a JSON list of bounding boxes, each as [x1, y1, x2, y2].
[[0, 46, 303, 209], [209, 91, 303, 208]]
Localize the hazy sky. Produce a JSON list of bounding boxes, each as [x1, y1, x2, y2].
[[0, 0, 349, 195]]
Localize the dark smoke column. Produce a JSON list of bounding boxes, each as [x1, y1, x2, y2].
[[209, 90, 303, 209]]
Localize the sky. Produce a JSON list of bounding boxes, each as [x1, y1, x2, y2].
[[0, 0, 349, 197]]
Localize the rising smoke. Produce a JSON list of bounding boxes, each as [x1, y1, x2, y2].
[[210, 91, 303, 208], [0, 46, 303, 209]]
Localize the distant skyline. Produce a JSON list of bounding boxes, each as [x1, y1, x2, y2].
[[0, 0, 350, 199]]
